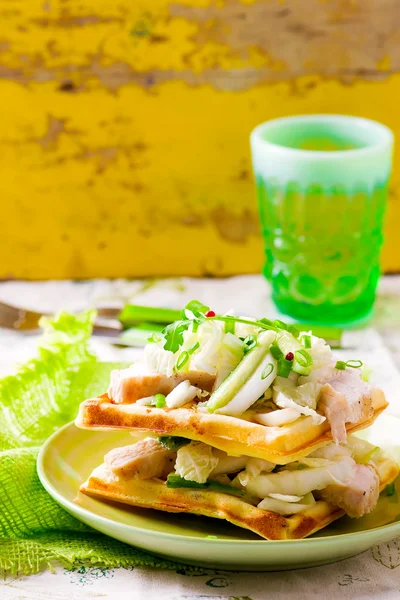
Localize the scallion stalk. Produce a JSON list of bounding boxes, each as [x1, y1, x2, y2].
[[386, 482, 396, 496], [300, 334, 312, 348], [119, 305, 181, 328], [270, 342, 283, 360], [166, 474, 245, 497], [224, 320, 235, 334], [159, 437, 190, 451]]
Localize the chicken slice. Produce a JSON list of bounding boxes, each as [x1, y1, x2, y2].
[[108, 368, 215, 404], [318, 463, 380, 517], [318, 370, 372, 444], [104, 438, 175, 479]]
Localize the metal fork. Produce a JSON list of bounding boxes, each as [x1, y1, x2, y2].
[[0, 300, 122, 336]]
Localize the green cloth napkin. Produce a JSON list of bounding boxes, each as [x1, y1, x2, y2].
[[0, 312, 189, 576]]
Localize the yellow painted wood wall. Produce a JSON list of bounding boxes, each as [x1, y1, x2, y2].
[[1, 0, 399, 279]]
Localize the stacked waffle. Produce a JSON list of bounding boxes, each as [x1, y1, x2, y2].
[[75, 304, 399, 540]]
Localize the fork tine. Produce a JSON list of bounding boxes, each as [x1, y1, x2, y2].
[[0, 301, 43, 330]]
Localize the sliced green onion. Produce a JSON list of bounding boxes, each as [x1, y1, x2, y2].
[[335, 360, 346, 370], [192, 320, 199, 333], [188, 342, 200, 355], [261, 363, 274, 380], [294, 349, 313, 368], [159, 436, 190, 451], [335, 359, 363, 370], [301, 334, 312, 349], [155, 393, 166, 408], [242, 335, 257, 354], [176, 351, 190, 370], [287, 325, 300, 338], [270, 342, 283, 360], [386, 482, 396, 496], [277, 358, 292, 378], [224, 319, 235, 334], [346, 359, 363, 369]]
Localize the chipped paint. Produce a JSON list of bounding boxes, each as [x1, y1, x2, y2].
[[0, 0, 399, 278]]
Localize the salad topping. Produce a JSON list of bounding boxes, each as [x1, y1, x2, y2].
[[107, 300, 371, 444]]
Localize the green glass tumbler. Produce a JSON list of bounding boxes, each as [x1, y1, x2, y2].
[[250, 115, 394, 326]]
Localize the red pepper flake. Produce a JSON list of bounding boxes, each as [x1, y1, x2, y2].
[[205, 310, 216, 317], [285, 352, 294, 361]]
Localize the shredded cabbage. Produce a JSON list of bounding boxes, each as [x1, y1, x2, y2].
[[310, 443, 352, 461], [258, 492, 316, 515], [165, 380, 200, 408], [214, 333, 244, 389], [210, 451, 248, 476], [234, 318, 260, 339], [187, 320, 225, 375], [275, 371, 299, 388], [304, 334, 334, 369], [268, 493, 303, 502], [135, 396, 156, 406], [251, 389, 273, 407], [345, 436, 381, 464], [273, 382, 322, 410], [274, 391, 325, 425], [144, 344, 175, 377], [298, 457, 334, 468], [174, 441, 219, 483], [254, 408, 300, 427], [246, 457, 355, 498], [298, 363, 336, 385], [237, 458, 275, 486]]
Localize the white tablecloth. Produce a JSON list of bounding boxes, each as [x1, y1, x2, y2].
[[1, 275, 400, 600]]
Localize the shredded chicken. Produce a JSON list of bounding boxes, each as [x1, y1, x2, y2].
[[318, 463, 380, 517], [108, 368, 215, 403], [104, 438, 175, 479], [318, 370, 373, 444]]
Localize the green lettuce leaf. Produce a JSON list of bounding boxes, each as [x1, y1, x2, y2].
[[0, 311, 124, 539]]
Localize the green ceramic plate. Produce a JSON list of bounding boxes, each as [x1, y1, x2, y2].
[[37, 414, 400, 571]]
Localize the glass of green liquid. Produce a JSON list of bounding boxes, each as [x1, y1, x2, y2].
[[250, 115, 394, 326]]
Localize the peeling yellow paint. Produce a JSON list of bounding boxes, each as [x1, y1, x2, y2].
[[0, 0, 400, 279], [377, 55, 391, 72]]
